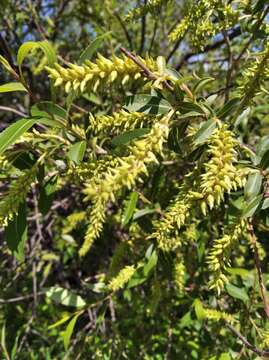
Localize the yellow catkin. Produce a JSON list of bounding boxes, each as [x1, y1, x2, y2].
[[107, 265, 136, 292], [207, 219, 247, 294], [46, 53, 157, 94]]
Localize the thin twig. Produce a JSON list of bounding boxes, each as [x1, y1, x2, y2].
[[248, 219, 269, 321], [0, 106, 27, 117], [139, 0, 147, 54], [227, 323, 269, 357], [120, 47, 173, 91]]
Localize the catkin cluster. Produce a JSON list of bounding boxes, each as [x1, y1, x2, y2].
[[46, 54, 157, 94], [79, 114, 171, 256], [169, 0, 237, 50], [125, 0, 170, 21]]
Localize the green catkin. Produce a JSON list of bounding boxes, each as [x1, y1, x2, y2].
[[0, 168, 37, 226], [46, 53, 157, 94], [107, 241, 130, 279], [169, 0, 237, 50], [153, 169, 197, 251], [207, 219, 247, 294], [62, 211, 86, 234], [107, 265, 136, 292], [204, 308, 235, 324], [79, 114, 172, 256], [174, 258, 186, 293], [125, 0, 170, 21], [239, 42, 269, 108], [89, 110, 155, 136]]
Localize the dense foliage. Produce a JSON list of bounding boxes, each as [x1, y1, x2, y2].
[[1, 0, 269, 359]]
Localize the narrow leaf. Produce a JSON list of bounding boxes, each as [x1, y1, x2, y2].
[[63, 313, 81, 350], [46, 286, 86, 308], [122, 192, 139, 226], [78, 32, 111, 64], [111, 128, 150, 146], [0, 118, 36, 155], [193, 119, 217, 146], [226, 283, 249, 303], [5, 203, 27, 261], [125, 95, 171, 115], [244, 172, 263, 201], [0, 82, 27, 93], [242, 194, 263, 218], [67, 141, 86, 164]]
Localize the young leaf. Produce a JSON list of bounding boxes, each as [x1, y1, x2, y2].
[[17, 41, 57, 77], [0, 82, 27, 93], [78, 32, 111, 64], [143, 250, 158, 276], [111, 129, 150, 146], [122, 192, 139, 226], [67, 141, 87, 164], [0, 118, 51, 155], [244, 171, 263, 201], [4, 202, 27, 262], [226, 283, 249, 303], [217, 98, 240, 119], [193, 119, 217, 146], [63, 313, 81, 350], [48, 314, 74, 330], [242, 194, 263, 218], [36, 101, 67, 120], [193, 299, 206, 321], [46, 286, 86, 308], [39, 175, 58, 216], [193, 77, 214, 95], [125, 95, 171, 115]]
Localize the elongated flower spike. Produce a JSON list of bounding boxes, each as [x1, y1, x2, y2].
[[88, 110, 155, 136], [46, 53, 157, 94], [207, 219, 247, 294]]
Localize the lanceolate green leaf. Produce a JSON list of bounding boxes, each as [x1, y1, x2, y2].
[[193, 118, 217, 146], [63, 312, 82, 350], [46, 286, 86, 308], [226, 283, 249, 303], [244, 172, 263, 201], [0, 117, 57, 155], [0, 82, 27, 93], [0, 118, 36, 155], [17, 41, 57, 76], [67, 141, 87, 164], [4, 203, 27, 262], [111, 128, 150, 146], [242, 194, 263, 218], [78, 32, 112, 64], [122, 192, 139, 226], [125, 95, 171, 115]]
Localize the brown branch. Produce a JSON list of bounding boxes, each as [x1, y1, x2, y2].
[[227, 323, 269, 357], [175, 26, 241, 70], [248, 219, 269, 321], [139, 0, 147, 54], [120, 46, 174, 91]]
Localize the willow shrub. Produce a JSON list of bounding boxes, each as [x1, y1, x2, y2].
[[1, 0, 269, 359]]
